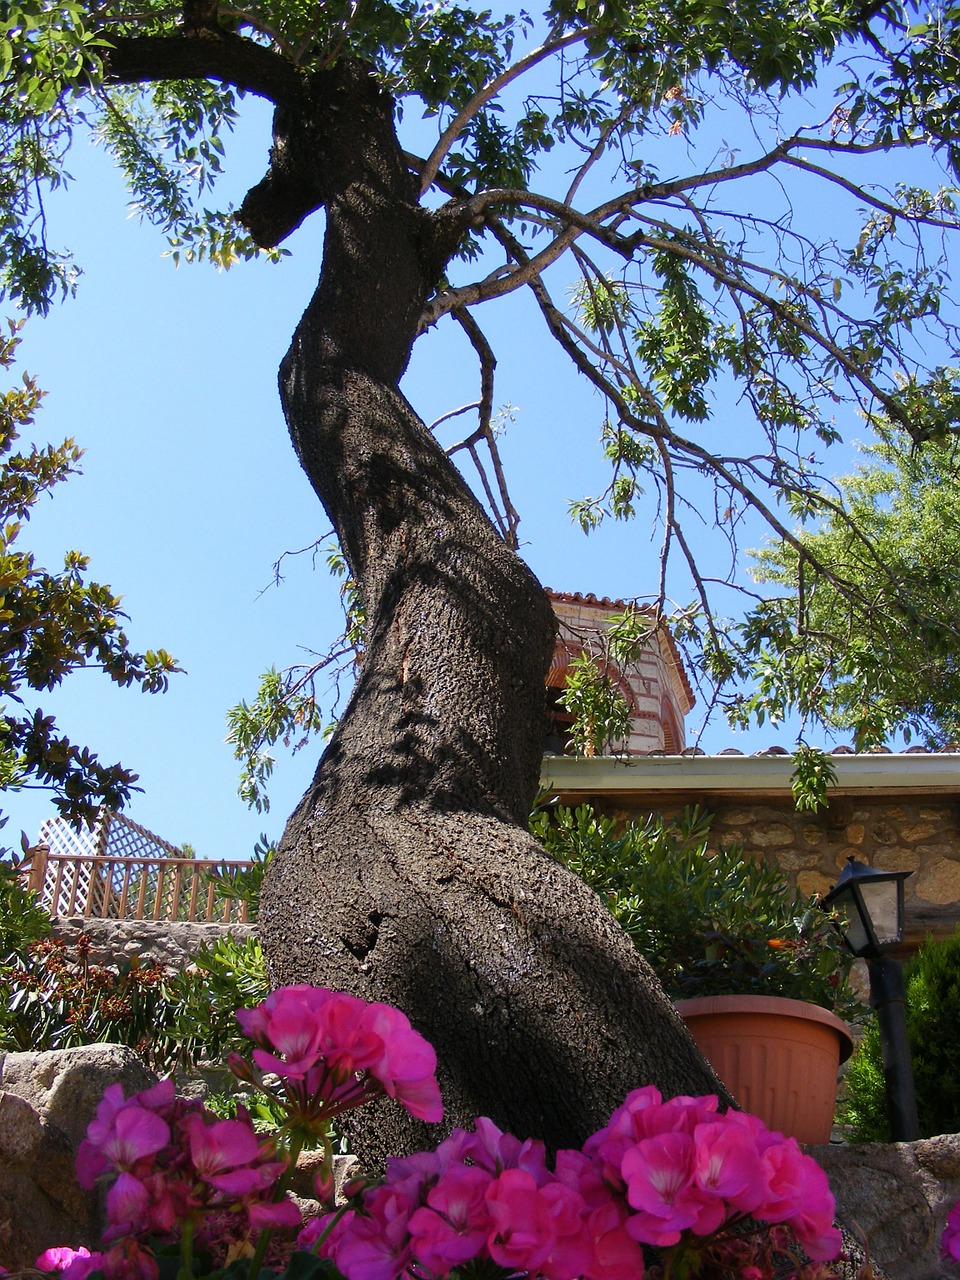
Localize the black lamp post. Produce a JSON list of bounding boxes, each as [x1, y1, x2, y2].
[[823, 856, 919, 1141]]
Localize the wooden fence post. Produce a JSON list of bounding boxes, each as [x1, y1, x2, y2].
[[26, 842, 48, 895]]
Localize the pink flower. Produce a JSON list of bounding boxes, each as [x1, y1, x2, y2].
[[237, 985, 443, 1125], [484, 1168, 557, 1273], [362, 1003, 443, 1123], [184, 1114, 262, 1183], [408, 1163, 492, 1272], [943, 1200, 960, 1262], [753, 1133, 810, 1221], [299, 1207, 357, 1255], [248, 1197, 304, 1229], [692, 1119, 764, 1209], [536, 1181, 594, 1280], [781, 1161, 842, 1263], [105, 1173, 151, 1239], [583, 1199, 646, 1280], [621, 1131, 723, 1245], [35, 1247, 93, 1273], [100, 1105, 171, 1172], [61, 1254, 107, 1280], [457, 1116, 547, 1180], [94, 1240, 159, 1280], [335, 1185, 417, 1280]]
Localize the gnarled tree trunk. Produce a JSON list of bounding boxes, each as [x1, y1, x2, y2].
[[253, 58, 727, 1168]]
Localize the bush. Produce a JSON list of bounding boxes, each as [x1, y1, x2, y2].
[[0, 924, 269, 1079], [201, 834, 276, 922], [0, 934, 177, 1064], [0, 845, 52, 962], [164, 931, 271, 1068], [843, 928, 960, 1141], [531, 802, 863, 1019]]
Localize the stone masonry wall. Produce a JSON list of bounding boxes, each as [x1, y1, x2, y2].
[[51, 917, 256, 971], [607, 794, 960, 949]]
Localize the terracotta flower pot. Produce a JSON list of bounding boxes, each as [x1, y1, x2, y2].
[[675, 994, 854, 1144]]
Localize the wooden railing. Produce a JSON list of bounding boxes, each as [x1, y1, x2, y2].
[[24, 847, 256, 924]]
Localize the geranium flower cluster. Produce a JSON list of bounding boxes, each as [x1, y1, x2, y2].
[[233, 983, 443, 1129], [65, 1077, 301, 1280], [942, 1200, 960, 1263], [304, 1086, 844, 1280], [585, 1086, 843, 1264], [34, 986, 445, 1280], [301, 1116, 644, 1280], [28, 984, 952, 1280]]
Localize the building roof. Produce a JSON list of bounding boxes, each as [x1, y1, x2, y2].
[[546, 589, 696, 711]]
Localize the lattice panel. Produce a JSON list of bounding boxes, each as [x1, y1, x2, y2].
[[36, 808, 198, 919], [31, 808, 255, 921]]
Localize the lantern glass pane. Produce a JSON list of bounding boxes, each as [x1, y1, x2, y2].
[[860, 879, 901, 946], [839, 903, 871, 955]]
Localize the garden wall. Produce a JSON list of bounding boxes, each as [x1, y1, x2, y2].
[[606, 793, 960, 951], [51, 916, 256, 970]]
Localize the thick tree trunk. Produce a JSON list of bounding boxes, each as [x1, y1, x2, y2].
[[256, 58, 728, 1168]]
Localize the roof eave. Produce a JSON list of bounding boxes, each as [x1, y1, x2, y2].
[[539, 752, 960, 799]]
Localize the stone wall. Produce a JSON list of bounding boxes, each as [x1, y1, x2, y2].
[[607, 793, 960, 949], [51, 916, 256, 970]]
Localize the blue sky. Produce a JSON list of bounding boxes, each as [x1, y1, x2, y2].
[[3, 63, 890, 860]]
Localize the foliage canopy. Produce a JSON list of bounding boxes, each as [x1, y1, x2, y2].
[[743, 433, 960, 749], [3, 0, 960, 754]]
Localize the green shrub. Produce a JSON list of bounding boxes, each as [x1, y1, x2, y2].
[[163, 931, 271, 1068], [201, 835, 276, 923], [0, 846, 52, 962], [843, 928, 960, 1140], [532, 802, 863, 1020], [0, 935, 177, 1065], [0, 923, 269, 1079]]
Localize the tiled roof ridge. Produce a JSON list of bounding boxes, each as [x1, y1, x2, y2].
[[546, 588, 655, 612]]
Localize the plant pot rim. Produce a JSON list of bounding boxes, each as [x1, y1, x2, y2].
[[674, 994, 854, 1064]]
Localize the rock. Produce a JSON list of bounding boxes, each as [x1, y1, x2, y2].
[[0, 1045, 157, 1269], [0, 1089, 98, 1269], [0, 1044, 157, 1146], [810, 1133, 960, 1279]]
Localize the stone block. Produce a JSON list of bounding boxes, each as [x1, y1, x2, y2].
[[917, 858, 960, 905], [869, 822, 900, 845], [746, 824, 795, 849], [874, 848, 921, 873], [901, 822, 942, 844], [797, 870, 834, 898]]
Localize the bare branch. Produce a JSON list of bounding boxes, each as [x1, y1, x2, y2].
[[449, 307, 520, 548], [564, 103, 632, 206], [429, 401, 482, 432], [783, 154, 960, 230], [103, 30, 303, 106]]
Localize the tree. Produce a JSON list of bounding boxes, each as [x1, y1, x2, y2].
[[0, 321, 178, 827], [734, 429, 960, 750], [4, 0, 960, 1165]]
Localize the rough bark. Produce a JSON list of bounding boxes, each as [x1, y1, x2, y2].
[[249, 57, 728, 1167]]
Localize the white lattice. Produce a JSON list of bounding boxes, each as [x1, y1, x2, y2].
[[31, 808, 250, 921]]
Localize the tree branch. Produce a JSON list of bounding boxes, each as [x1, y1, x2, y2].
[[103, 31, 303, 106], [418, 26, 594, 197]]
